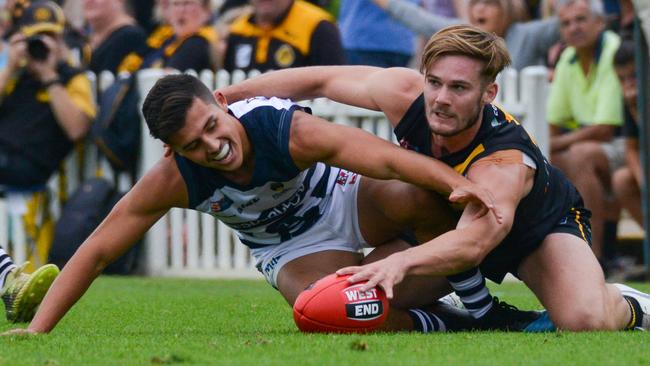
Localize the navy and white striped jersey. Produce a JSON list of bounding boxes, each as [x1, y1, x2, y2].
[[174, 97, 342, 249]]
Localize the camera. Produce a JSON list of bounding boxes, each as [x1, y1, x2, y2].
[[27, 36, 49, 61]]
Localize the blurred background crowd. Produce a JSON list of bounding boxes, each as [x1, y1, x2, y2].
[[0, 0, 646, 278]]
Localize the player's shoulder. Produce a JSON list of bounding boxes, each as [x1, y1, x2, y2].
[[134, 156, 188, 209], [228, 96, 297, 118]]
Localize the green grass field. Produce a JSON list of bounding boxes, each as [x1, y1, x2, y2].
[[1, 277, 649, 365]]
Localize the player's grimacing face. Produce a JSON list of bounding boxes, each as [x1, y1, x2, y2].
[[423, 55, 495, 137], [168, 97, 245, 171]]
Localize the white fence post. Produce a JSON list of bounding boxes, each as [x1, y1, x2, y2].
[[137, 68, 167, 275], [520, 66, 550, 158]]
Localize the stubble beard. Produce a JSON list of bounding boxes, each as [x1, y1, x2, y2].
[[429, 100, 483, 138]]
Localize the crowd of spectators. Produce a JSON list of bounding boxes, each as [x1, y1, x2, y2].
[[0, 0, 646, 277]]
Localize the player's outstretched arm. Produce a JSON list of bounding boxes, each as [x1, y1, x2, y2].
[[3, 158, 187, 335], [337, 150, 533, 297], [289, 111, 500, 221], [219, 66, 423, 124]]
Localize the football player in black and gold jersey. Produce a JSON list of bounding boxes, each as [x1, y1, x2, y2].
[[221, 25, 650, 331]]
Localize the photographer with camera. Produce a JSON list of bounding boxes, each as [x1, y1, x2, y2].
[[0, 1, 96, 325], [0, 0, 95, 187]]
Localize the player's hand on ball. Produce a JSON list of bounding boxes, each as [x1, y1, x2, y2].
[[293, 273, 389, 333], [336, 252, 408, 299]]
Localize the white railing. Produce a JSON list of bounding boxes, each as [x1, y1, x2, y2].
[[1, 66, 551, 278]]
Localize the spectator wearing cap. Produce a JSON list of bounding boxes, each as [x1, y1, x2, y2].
[[223, 0, 344, 73], [83, 0, 147, 75], [546, 0, 623, 263], [0, 0, 95, 187]]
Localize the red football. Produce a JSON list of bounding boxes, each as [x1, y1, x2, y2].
[[293, 273, 389, 333]]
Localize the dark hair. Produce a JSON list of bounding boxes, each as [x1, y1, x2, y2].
[[614, 40, 635, 67], [142, 74, 216, 142]]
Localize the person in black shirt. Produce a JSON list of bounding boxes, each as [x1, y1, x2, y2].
[[612, 40, 642, 226], [0, 0, 94, 325], [0, 1, 95, 187], [223, 0, 344, 73], [161, 0, 216, 72], [82, 0, 147, 75]]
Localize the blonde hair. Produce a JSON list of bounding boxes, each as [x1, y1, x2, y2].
[[420, 25, 512, 82]]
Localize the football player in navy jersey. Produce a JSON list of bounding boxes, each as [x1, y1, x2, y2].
[[4, 73, 509, 335], [219, 25, 649, 331]]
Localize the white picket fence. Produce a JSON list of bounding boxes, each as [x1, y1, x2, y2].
[[0, 66, 551, 278]]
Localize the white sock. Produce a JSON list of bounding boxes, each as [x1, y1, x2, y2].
[[0, 248, 17, 288]]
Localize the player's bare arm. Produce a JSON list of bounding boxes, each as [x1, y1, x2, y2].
[[220, 66, 423, 125], [20, 157, 188, 334], [337, 150, 533, 297], [288, 110, 500, 220]]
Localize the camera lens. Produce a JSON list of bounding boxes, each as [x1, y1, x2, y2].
[[27, 37, 49, 61]]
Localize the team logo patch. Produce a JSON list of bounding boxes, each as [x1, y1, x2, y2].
[[342, 284, 384, 321], [274, 44, 295, 68], [336, 171, 357, 186], [210, 196, 233, 213], [490, 117, 503, 127], [34, 8, 52, 22], [270, 182, 285, 192], [399, 138, 418, 152], [336, 171, 349, 185]]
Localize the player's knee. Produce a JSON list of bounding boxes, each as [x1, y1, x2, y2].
[[551, 301, 615, 331]]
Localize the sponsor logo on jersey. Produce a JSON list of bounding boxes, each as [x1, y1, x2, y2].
[[229, 183, 308, 230], [490, 117, 503, 127], [210, 196, 233, 213], [237, 197, 260, 213], [342, 284, 383, 321], [263, 255, 280, 277]]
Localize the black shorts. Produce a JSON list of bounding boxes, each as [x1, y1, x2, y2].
[[551, 206, 592, 246], [480, 196, 592, 283]]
